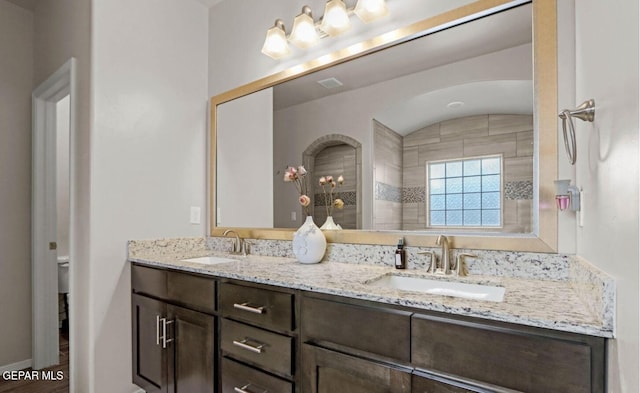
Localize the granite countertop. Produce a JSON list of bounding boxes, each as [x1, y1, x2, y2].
[[129, 246, 613, 338]]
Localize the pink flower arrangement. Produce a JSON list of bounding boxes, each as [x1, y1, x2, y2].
[[284, 165, 310, 215], [319, 174, 345, 216]]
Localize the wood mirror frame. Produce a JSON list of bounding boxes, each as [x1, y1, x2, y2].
[[209, 0, 557, 252]]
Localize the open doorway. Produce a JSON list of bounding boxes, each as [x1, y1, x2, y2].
[[32, 59, 75, 382]]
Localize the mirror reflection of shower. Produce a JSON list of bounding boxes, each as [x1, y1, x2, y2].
[[56, 95, 71, 344]]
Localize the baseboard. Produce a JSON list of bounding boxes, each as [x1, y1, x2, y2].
[[0, 359, 32, 373]]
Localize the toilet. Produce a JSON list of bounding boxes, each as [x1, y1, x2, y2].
[[57, 256, 69, 293], [57, 256, 70, 332]]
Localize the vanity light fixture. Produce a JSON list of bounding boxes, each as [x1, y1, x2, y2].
[[354, 0, 389, 23], [261, 19, 291, 59], [321, 0, 351, 36], [554, 180, 581, 212], [290, 6, 321, 49], [261, 0, 389, 60]]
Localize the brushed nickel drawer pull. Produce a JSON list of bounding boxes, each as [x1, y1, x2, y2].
[[233, 302, 265, 314], [234, 383, 268, 393], [162, 320, 174, 348], [156, 315, 161, 346], [232, 338, 265, 354]]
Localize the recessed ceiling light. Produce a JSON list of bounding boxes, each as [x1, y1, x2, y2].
[[317, 77, 344, 89], [447, 101, 465, 109]]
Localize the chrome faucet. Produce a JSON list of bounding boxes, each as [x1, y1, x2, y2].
[[436, 235, 451, 275], [223, 229, 245, 256]]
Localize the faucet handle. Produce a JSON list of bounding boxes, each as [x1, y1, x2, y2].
[[241, 240, 250, 256], [417, 251, 437, 273], [455, 253, 477, 276]]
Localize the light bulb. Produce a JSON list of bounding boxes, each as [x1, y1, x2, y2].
[[320, 0, 351, 37], [261, 19, 290, 59], [354, 0, 388, 23], [290, 6, 320, 49]]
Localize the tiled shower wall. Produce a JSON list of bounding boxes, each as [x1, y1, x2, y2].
[[373, 120, 403, 230], [312, 144, 357, 229], [402, 114, 533, 232], [374, 114, 533, 232]]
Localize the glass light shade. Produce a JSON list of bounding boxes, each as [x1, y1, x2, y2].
[[320, 0, 351, 37], [261, 21, 291, 59], [354, 0, 388, 23], [290, 7, 320, 49]]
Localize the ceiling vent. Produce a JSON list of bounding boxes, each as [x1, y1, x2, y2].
[[317, 77, 344, 89]]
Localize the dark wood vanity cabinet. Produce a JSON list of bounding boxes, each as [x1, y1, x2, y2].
[[411, 313, 604, 393], [300, 293, 606, 393], [131, 264, 216, 393], [132, 264, 605, 393], [218, 281, 297, 393]]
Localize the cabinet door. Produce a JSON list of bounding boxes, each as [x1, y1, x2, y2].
[[412, 314, 598, 393], [167, 304, 216, 393], [301, 344, 410, 393], [132, 294, 168, 393]]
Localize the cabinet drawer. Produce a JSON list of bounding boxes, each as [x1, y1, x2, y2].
[[221, 358, 293, 393], [301, 296, 411, 361], [221, 319, 293, 377], [411, 314, 594, 393], [220, 282, 293, 331], [167, 271, 216, 314], [132, 264, 167, 299]]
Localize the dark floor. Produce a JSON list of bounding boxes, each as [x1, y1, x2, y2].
[[0, 332, 69, 393]]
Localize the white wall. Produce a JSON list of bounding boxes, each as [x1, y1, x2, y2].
[[0, 0, 33, 370], [33, 0, 92, 389], [273, 45, 532, 228], [91, 0, 209, 391], [56, 95, 70, 258], [208, 0, 475, 96], [217, 88, 273, 227], [573, 0, 639, 391]]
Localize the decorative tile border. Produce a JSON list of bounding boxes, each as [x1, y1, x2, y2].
[[505, 180, 533, 200], [402, 186, 426, 203], [375, 181, 402, 202], [314, 191, 356, 206]]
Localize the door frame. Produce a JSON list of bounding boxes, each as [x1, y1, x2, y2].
[[31, 58, 76, 370]]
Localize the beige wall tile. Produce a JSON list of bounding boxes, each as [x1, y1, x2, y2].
[[440, 115, 488, 137], [403, 146, 419, 168], [463, 133, 517, 158], [488, 114, 533, 135], [403, 165, 426, 187], [504, 156, 533, 182], [516, 130, 534, 157], [419, 140, 464, 162], [404, 123, 440, 147]]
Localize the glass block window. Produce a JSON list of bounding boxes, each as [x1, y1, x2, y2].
[[427, 155, 502, 227]]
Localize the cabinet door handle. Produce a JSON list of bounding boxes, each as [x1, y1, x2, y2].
[[234, 383, 268, 393], [233, 302, 265, 314], [162, 319, 174, 349], [232, 338, 265, 354], [156, 315, 161, 346]]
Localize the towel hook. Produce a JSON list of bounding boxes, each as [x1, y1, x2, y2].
[[558, 99, 595, 165]]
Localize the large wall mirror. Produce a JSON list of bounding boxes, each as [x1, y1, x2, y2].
[[211, 0, 558, 252]]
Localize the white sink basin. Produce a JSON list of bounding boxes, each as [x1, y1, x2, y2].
[[367, 274, 505, 302], [181, 256, 236, 265]]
